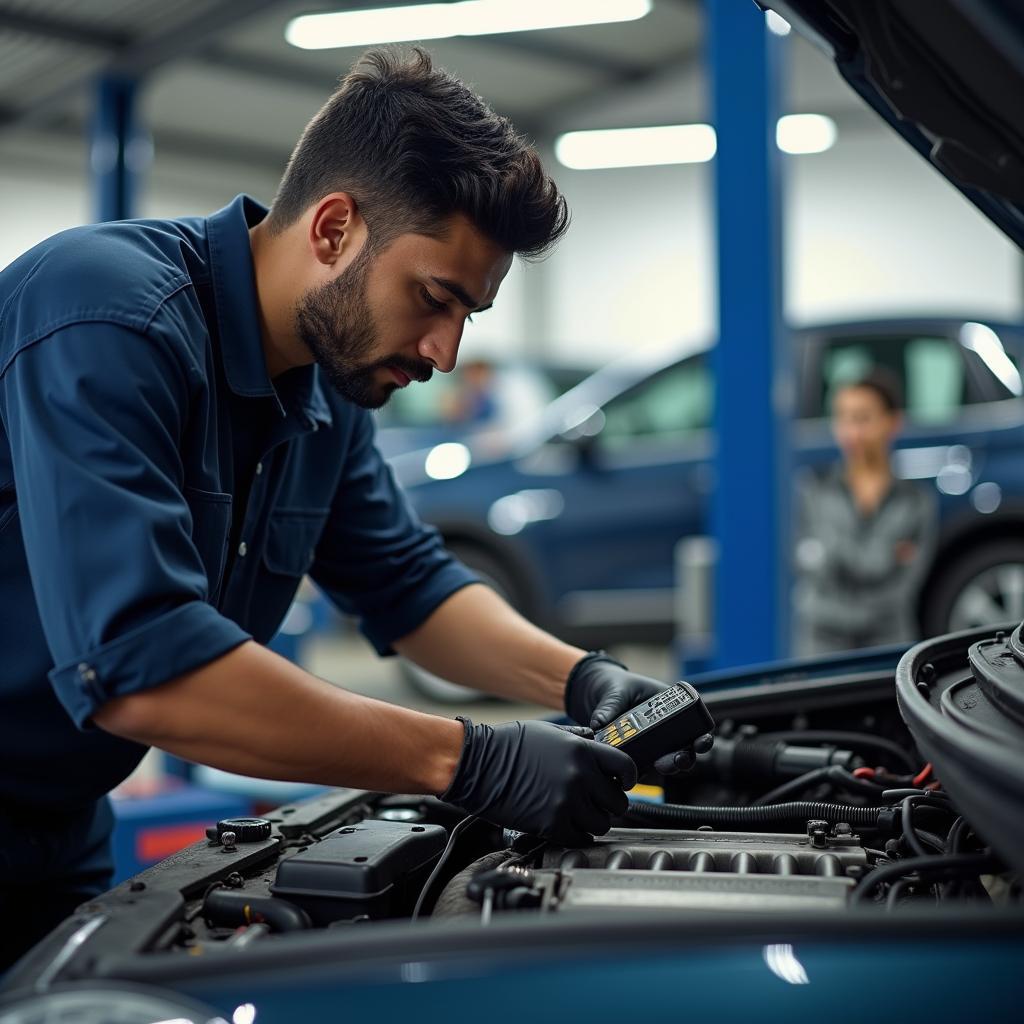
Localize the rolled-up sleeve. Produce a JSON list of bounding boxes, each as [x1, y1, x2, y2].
[[310, 410, 478, 654], [0, 321, 251, 729]]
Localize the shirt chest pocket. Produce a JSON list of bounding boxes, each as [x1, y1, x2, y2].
[[184, 486, 232, 603], [263, 508, 330, 579]]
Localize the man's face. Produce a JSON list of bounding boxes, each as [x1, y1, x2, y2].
[[295, 214, 512, 409], [831, 385, 900, 462]]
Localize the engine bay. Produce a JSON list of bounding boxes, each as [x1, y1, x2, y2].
[[3, 624, 1023, 995]]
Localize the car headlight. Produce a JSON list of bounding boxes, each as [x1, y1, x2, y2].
[[0, 983, 227, 1024]]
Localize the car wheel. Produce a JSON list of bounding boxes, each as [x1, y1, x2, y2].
[[399, 543, 525, 704], [923, 539, 1024, 635]]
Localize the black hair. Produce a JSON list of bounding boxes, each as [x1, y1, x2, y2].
[[266, 47, 569, 258], [839, 368, 904, 413]]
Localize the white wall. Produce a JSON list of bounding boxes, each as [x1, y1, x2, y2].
[[543, 160, 717, 363], [539, 125, 1021, 368], [784, 128, 1022, 326], [0, 131, 281, 267], [2, 121, 1020, 362]]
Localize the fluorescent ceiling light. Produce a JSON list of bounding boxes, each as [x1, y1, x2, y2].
[[555, 124, 717, 170], [776, 113, 837, 154], [286, 0, 651, 50], [556, 115, 838, 169]]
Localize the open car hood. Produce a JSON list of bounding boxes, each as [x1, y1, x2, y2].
[[759, 0, 1024, 248]]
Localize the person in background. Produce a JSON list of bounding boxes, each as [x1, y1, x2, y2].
[[794, 370, 936, 655], [442, 358, 499, 424]]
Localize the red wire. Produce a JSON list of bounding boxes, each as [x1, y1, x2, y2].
[[852, 766, 876, 779], [913, 763, 933, 787]]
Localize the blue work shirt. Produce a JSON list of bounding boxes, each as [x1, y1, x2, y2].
[[0, 195, 476, 809]]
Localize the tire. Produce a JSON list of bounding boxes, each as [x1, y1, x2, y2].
[[923, 539, 1024, 636], [399, 543, 525, 704]]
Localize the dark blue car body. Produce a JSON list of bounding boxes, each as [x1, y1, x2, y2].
[[393, 318, 1024, 649]]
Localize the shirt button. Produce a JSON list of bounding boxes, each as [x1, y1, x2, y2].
[[255, 462, 263, 476], [78, 662, 98, 684], [238, 541, 248, 558]]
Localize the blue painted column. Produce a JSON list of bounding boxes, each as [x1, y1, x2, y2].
[[705, 0, 790, 668], [91, 75, 148, 222]]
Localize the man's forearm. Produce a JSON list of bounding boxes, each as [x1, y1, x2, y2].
[[394, 583, 585, 708], [93, 641, 464, 795]]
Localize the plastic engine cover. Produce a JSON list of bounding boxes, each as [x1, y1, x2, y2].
[[271, 818, 447, 924]]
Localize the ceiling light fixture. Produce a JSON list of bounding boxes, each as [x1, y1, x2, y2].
[[556, 114, 838, 169], [555, 124, 718, 170], [776, 113, 837, 154], [286, 0, 651, 51]]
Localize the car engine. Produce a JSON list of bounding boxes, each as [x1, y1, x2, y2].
[[2, 623, 1022, 996]]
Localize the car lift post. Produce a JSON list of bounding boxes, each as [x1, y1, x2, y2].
[[91, 74, 147, 222], [703, 0, 791, 669]]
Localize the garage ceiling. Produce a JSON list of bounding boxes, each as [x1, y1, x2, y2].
[[0, 0, 864, 176]]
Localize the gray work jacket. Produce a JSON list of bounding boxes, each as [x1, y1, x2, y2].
[[793, 466, 937, 653]]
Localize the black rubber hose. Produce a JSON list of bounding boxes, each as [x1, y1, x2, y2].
[[915, 830, 947, 854], [203, 888, 311, 932], [902, 796, 931, 858], [752, 766, 885, 806], [753, 768, 832, 805], [624, 799, 883, 830], [432, 850, 512, 917], [756, 731, 918, 774], [851, 852, 999, 904], [829, 768, 889, 798]]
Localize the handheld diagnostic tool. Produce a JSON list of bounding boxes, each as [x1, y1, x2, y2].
[[594, 681, 715, 771]]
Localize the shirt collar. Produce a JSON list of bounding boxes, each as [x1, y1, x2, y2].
[[206, 194, 332, 428]]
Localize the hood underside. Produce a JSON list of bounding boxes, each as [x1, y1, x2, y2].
[[760, 0, 1024, 248]]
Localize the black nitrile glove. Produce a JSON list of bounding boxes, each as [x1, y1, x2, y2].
[[441, 718, 638, 846], [565, 652, 714, 776]]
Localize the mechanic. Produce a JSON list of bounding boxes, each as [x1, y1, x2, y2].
[[0, 48, 703, 969], [793, 370, 937, 654]]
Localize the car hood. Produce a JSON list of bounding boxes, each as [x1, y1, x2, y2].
[[760, 0, 1024, 247]]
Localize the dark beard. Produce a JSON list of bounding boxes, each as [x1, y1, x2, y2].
[[294, 245, 432, 409]]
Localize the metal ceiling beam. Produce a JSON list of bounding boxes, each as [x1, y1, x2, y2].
[[465, 31, 650, 81], [0, 0, 288, 132], [0, 2, 660, 137], [8, 97, 549, 173], [0, 7, 130, 49], [197, 46, 343, 93], [16, 111, 291, 173], [0, 4, 339, 100], [109, 0, 287, 78], [536, 44, 702, 131]]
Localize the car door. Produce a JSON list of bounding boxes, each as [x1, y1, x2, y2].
[[795, 321, 997, 499], [523, 354, 712, 635]]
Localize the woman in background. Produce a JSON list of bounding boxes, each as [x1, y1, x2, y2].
[[794, 370, 937, 655]]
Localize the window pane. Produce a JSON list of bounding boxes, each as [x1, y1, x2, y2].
[[906, 337, 963, 422], [813, 334, 965, 424], [600, 357, 711, 449]]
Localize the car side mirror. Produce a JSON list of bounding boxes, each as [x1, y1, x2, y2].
[[556, 407, 606, 468]]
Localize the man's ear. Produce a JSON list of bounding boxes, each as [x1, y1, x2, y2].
[[308, 192, 368, 268]]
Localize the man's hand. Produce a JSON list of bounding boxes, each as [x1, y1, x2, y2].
[[564, 652, 714, 775], [441, 719, 637, 846]]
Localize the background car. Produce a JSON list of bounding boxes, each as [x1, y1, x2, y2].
[[373, 358, 589, 461], [391, 316, 1024, 697]]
